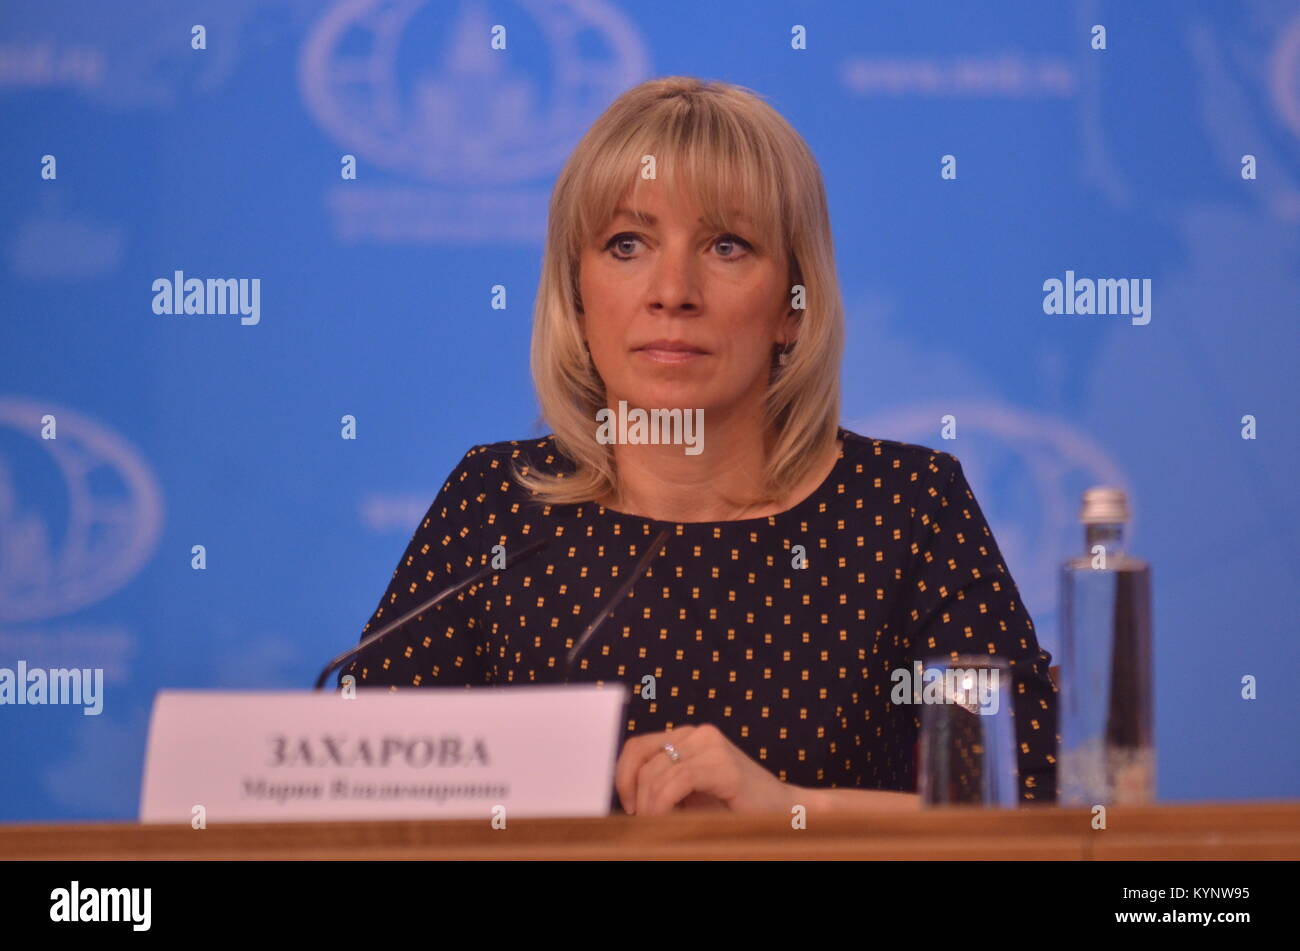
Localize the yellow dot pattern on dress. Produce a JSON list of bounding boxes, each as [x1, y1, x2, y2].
[[343, 427, 1060, 801]]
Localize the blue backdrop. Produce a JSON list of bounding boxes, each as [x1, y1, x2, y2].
[[2, 0, 1297, 820]]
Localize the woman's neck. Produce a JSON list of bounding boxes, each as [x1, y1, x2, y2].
[[604, 417, 840, 523]]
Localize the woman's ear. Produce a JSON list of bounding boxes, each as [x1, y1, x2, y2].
[[780, 302, 801, 344]]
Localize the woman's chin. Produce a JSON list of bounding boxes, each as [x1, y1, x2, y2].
[[615, 387, 713, 413]]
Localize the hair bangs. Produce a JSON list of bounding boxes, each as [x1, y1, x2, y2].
[[569, 98, 788, 268]]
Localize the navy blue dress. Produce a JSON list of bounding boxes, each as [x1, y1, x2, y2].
[[343, 428, 1059, 803]]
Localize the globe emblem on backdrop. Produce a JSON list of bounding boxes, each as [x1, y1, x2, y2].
[[851, 403, 1131, 639], [0, 399, 163, 624], [1271, 10, 1300, 144], [297, 0, 651, 186]]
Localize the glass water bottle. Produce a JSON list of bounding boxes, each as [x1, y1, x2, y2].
[[1058, 487, 1155, 804]]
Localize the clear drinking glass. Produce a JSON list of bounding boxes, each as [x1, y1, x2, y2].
[[917, 655, 1020, 807]]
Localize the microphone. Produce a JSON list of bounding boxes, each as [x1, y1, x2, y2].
[[564, 526, 670, 681], [313, 538, 550, 690], [559, 526, 668, 815]]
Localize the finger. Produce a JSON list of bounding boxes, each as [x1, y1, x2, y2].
[[679, 789, 729, 810], [652, 746, 735, 814], [644, 762, 703, 816], [636, 746, 680, 816], [615, 728, 691, 814], [614, 733, 664, 813], [631, 726, 716, 815], [633, 728, 697, 816]]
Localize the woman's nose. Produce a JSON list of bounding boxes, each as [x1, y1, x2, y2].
[[646, 243, 701, 315]]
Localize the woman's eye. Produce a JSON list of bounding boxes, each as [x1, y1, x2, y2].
[[605, 234, 641, 259], [714, 234, 752, 258], [603, 232, 751, 260]]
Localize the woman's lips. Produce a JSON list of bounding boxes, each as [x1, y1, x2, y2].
[[634, 340, 709, 364], [637, 349, 704, 364]]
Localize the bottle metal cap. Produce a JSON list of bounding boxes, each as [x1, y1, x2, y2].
[[1080, 486, 1129, 524]]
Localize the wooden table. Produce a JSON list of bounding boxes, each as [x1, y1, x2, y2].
[[2, 801, 1296, 860]]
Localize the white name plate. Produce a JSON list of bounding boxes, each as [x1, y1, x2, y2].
[[139, 686, 626, 823]]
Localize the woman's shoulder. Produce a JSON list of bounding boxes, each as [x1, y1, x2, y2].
[[836, 426, 962, 480], [450, 433, 574, 482], [830, 429, 980, 520]]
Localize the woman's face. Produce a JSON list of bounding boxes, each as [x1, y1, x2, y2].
[[577, 182, 795, 421]]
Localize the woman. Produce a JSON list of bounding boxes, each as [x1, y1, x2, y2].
[[344, 76, 1058, 815]]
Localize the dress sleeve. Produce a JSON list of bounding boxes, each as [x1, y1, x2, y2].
[[339, 446, 490, 690], [901, 451, 1059, 803]]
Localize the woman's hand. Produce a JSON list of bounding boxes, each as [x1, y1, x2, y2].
[[614, 724, 801, 816]]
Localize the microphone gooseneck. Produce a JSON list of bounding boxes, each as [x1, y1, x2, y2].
[[313, 538, 550, 690], [564, 527, 670, 681]]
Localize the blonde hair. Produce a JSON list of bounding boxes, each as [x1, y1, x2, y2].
[[519, 75, 844, 505]]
